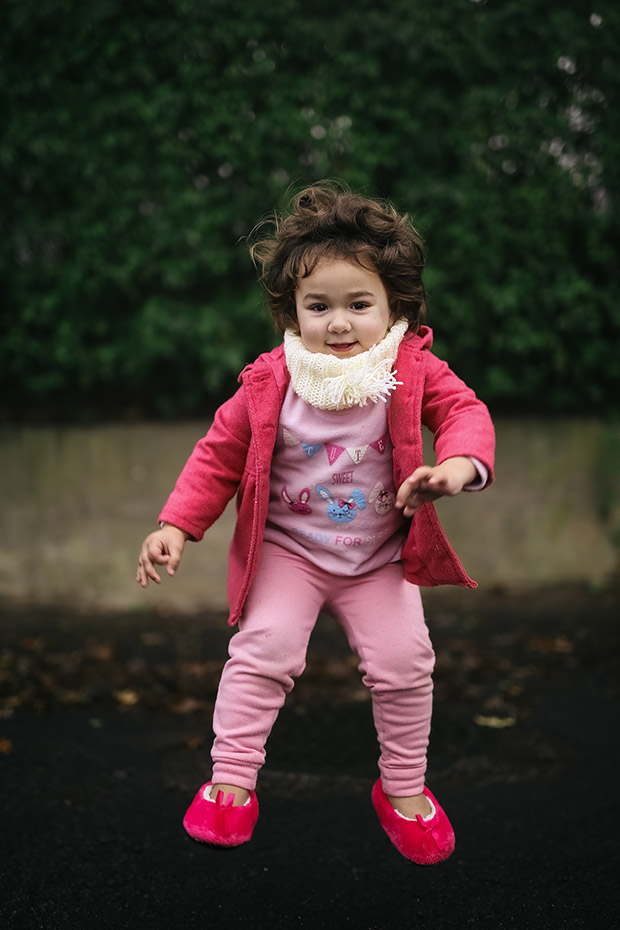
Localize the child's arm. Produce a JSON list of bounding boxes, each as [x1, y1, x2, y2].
[[136, 382, 254, 588], [156, 384, 253, 542], [420, 353, 495, 482], [395, 456, 477, 518], [136, 523, 191, 588]]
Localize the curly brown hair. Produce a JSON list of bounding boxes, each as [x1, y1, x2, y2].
[[249, 181, 426, 333]]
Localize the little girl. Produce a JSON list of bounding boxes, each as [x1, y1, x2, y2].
[[136, 182, 495, 865]]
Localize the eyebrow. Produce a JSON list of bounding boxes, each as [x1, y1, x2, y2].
[[302, 290, 375, 301]]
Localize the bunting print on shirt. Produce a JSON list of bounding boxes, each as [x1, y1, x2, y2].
[[283, 429, 389, 468]]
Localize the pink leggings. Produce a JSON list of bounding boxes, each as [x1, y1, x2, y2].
[[211, 542, 435, 797]]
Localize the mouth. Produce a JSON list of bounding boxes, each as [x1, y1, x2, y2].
[[328, 342, 357, 353]]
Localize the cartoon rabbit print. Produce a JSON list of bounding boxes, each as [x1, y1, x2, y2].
[[316, 485, 366, 524], [281, 486, 312, 514], [368, 481, 396, 515]]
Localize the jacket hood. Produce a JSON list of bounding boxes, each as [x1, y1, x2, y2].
[[403, 324, 433, 350], [238, 343, 289, 388]]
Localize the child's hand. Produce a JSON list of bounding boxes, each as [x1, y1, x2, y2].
[[395, 457, 477, 517], [136, 524, 188, 587]]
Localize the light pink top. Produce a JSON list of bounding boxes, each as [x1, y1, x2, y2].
[[263, 384, 406, 575]]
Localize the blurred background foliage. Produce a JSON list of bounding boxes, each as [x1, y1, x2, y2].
[[2, 0, 618, 421]]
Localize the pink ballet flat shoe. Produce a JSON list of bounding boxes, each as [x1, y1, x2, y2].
[[371, 779, 455, 865], [183, 782, 259, 847]]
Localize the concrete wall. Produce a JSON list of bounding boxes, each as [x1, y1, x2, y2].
[[2, 419, 619, 613]]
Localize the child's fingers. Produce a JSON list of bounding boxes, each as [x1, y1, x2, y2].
[[396, 468, 444, 508], [136, 536, 169, 586], [136, 554, 162, 586], [422, 473, 450, 493], [165, 542, 184, 576], [136, 568, 160, 587], [137, 532, 185, 584], [395, 468, 432, 507], [396, 469, 452, 517]]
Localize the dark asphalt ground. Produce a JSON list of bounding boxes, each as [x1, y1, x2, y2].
[[1, 585, 619, 930]]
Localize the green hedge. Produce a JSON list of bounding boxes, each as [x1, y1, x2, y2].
[[2, 0, 618, 420]]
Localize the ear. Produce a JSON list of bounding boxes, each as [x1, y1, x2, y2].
[[299, 489, 311, 504], [281, 486, 292, 504], [350, 488, 367, 510], [316, 485, 333, 502], [368, 481, 383, 503]]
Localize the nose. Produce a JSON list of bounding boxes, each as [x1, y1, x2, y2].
[[327, 310, 351, 333]]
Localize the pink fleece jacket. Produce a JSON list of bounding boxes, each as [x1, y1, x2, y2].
[[159, 327, 495, 625]]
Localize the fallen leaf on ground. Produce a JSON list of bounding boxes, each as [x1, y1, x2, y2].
[[473, 714, 517, 729], [113, 689, 139, 706]]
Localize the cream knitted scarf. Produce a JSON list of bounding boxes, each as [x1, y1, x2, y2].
[[283, 318, 408, 410]]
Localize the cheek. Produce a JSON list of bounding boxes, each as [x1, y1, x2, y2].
[[299, 310, 320, 330], [297, 317, 319, 345]]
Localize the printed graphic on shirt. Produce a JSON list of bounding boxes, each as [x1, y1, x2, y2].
[[324, 442, 344, 465], [368, 481, 396, 515], [283, 429, 390, 469], [346, 445, 368, 465], [264, 389, 405, 571], [331, 470, 354, 485], [281, 486, 312, 515], [282, 428, 299, 447], [316, 485, 366, 524], [324, 442, 370, 465], [291, 526, 395, 549], [370, 434, 388, 454]]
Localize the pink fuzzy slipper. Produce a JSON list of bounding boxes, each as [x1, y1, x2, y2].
[[371, 779, 455, 865], [183, 782, 259, 847]]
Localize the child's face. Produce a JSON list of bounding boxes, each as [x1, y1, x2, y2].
[[295, 259, 394, 357]]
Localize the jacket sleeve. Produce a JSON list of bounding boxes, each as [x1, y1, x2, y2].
[[158, 385, 252, 541], [421, 352, 495, 484]]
